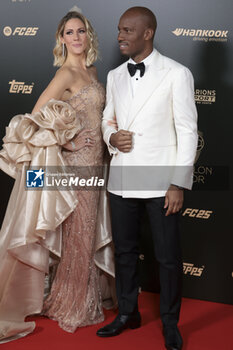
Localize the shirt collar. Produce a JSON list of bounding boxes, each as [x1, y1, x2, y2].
[[129, 48, 156, 66]]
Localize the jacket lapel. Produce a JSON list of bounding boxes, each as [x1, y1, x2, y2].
[[126, 50, 170, 129], [114, 63, 133, 125]]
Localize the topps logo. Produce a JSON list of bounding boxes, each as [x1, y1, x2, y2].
[[3, 26, 39, 36], [182, 208, 213, 219], [9, 80, 34, 94], [183, 263, 205, 277]]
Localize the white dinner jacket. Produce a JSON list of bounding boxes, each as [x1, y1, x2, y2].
[[102, 49, 198, 198]]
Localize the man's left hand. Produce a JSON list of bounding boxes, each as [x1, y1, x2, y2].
[[164, 185, 184, 216]]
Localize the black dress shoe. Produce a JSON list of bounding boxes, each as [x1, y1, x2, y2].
[[163, 325, 183, 350], [96, 312, 141, 337]]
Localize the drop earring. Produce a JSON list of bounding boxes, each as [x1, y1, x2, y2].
[[62, 43, 65, 56]]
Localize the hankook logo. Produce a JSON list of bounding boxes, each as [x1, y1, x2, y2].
[[195, 89, 216, 104], [172, 28, 228, 42], [182, 208, 213, 219], [9, 80, 34, 94], [183, 263, 205, 277], [3, 26, 38, 36]]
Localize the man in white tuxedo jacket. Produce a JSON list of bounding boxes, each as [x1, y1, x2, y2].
[[97, 7, 198, 350]]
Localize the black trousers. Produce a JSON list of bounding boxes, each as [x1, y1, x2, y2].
[[109, 193, 183, 327]]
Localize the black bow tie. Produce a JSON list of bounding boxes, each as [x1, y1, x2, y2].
[[127, 62, 145, 77]]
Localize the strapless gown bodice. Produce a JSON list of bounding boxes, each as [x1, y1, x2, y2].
[[63, 80, 105, 166]]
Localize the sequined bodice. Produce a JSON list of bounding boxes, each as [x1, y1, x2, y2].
[[67, 80, 105, 126], [63, 79, 105, 166]]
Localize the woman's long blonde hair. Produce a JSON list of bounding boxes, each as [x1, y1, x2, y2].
[[53, 11, 99, 67]]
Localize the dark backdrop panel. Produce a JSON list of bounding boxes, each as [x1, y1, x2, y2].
[[0, 0, 232, 304]]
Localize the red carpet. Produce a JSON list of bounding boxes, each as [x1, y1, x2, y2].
[[2, 292, 233, 350]]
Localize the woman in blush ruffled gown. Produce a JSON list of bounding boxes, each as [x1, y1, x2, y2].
[[0, 9, 114, 343]]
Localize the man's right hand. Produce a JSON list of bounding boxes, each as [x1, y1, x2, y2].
[[110, 129, 133, 153]]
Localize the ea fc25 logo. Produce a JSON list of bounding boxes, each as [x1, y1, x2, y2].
[[26, 169, 44, 188], [183, 263, 205, 277], [182, 208, 213, 219], [3, 26, 39, 37]]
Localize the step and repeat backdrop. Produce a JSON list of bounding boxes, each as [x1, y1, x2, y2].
[[0, 0, 232, 304]]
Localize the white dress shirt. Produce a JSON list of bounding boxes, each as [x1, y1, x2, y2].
[[128, 48, 156, 97]]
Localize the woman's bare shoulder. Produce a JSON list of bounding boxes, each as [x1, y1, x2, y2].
[[55, 66, 75, 84], [88, 65, 98, 80], [31, 67, 75, 113]]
